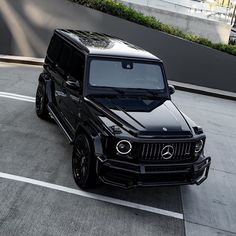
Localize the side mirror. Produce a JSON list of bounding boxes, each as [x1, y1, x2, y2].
[[168, 85, 175, 95]]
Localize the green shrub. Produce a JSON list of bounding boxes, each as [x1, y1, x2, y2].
[[70, 0, 236, 56]]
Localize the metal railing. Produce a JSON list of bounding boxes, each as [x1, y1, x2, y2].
[[120, 0, 236, 24]]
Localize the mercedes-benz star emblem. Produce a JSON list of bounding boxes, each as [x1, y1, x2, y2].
[[161, 145, 174, 159]]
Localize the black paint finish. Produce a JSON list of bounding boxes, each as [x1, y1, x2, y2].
[[36, 30, 211, 189]]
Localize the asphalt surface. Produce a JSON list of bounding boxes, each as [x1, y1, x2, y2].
[[0, 62, 236, 236], [0, 0, 236, 93]]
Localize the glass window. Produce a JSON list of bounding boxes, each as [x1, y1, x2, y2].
[[89, 59, 165, 90], [47, 36, 62, 62], [68, 52, 85, 82], [58, 44, 72, 71]]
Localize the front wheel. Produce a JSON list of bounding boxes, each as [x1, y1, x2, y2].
[[72, 134, 97, 189], [35, 81, 49, 119]]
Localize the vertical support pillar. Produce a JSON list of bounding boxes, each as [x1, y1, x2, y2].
[[231, 4, 236, 25]]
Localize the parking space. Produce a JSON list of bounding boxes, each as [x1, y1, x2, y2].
[[173, 84, 236, 235], [0, 62, 236, 235], [0, 179, 184, 236]]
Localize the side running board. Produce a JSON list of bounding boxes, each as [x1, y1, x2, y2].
[[47, 103, 74, 144]]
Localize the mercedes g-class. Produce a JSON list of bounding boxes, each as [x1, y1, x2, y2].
[[35, 29, 211, 189]]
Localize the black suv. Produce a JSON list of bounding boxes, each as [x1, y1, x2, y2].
[[36, 29, 211, 189]]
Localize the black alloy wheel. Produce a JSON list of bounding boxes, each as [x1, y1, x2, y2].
[[72, 134, 97, 189], [35, 81, 49, 119]]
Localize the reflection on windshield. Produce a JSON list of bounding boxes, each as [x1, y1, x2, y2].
[[89, 59, 165, 90]]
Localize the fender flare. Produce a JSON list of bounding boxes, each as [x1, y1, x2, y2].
[[38, 72, 54, 104], [73, 124, 104, 156]]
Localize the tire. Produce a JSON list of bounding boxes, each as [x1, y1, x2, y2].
[[35, 81, 49, 119], [72, 134, 97, 189]]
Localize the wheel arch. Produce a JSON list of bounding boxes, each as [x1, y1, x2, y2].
[[38, 72, 54, 104], [73, 123, 104, 157]]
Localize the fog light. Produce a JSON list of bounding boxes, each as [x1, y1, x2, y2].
[[195, 140, 204, 153], [116, 140, 132, 155]]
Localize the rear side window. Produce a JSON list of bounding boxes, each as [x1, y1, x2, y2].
[[58, 44, 72, 72], [47, 35, 62, 62], [68, 52, 85, 82]]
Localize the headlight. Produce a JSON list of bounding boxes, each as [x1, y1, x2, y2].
[[116, 140, 132, 155], [195, 139, 204, 153]]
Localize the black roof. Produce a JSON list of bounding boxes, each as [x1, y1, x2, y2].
[[55, 29, 160, 61]]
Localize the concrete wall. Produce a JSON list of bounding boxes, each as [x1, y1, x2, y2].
[[118, 0, 231, 21], [118, 0, 232, 44], [0, 0, 236, 92]]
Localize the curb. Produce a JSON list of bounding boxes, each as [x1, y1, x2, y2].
[[169, 80, 236, 101], [0, 55, 43, 66], [0, 55, 235, 101]]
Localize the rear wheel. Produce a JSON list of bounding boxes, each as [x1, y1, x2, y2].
[[35, 81, 49, 119], [72, 134, 97, 189]]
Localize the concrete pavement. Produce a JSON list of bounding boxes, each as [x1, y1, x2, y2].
[[0, 0, 236, 93], [0, 62, 184, 236], [0, 62, 236, 235]]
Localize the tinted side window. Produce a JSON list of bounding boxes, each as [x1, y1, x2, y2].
[[58, 44, 72, 72], [47, 36, 62, 62], [68, 52, 85, 82]]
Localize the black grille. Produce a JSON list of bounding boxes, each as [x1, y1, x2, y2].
[[136, 142, 193, 161]]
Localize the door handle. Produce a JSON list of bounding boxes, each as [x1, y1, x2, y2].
[[65, 80, 81, 90]]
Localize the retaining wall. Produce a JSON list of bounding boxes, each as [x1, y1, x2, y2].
[[118, 0, 232, 44], [0, 0, 235, 92]]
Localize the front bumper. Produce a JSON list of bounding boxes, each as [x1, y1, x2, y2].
[[97, 155, 211, 189]]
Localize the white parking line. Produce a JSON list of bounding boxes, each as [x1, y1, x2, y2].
[[0, 91, 184, 220], [0, 172, 183, 220], [0, 92, 35, 102]]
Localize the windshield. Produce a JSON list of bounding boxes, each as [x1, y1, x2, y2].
[[89, 58, 165, 91]]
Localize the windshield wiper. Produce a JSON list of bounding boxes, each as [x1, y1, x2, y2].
[[101, 87, 161, 98], [110, 87, 126, 95], [144, 89, 157, 96], [133, 88, 159, 97]]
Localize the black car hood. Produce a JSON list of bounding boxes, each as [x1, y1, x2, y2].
[[87, 96, 192, 137]]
